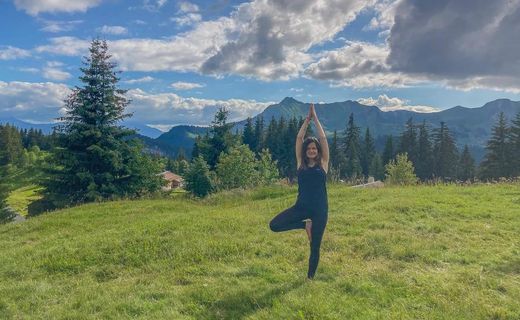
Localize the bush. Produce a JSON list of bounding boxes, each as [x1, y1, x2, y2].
[[385, 153, 418, 185]]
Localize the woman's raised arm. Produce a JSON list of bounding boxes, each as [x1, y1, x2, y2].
[[311, 104, 329, 173], [296, 107, 312, 169]]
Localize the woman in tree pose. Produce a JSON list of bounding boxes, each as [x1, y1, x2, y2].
[[269, 103, 329, 279]]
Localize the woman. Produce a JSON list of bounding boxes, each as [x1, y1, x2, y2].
[[269, 103, 329, 279]]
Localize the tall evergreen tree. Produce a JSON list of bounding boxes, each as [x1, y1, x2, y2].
[[195, 107, 237, 169], [184, 155, 214, 197], [480, 112, 511, 179], [343, 113, 362, 179], [242, 117, 255, 150], [398, 117, 418, 165], [432, 122, 459, 180], [416, 121, 434, 180], [253, 116, 264, 153], [360, 128, 375, 177], [0, 164, 13, 223], [457, 145, 476, 181], [382, 135, 395, 166], [41, 39, 163, 209], [0, 124, 24, 166], [507, 111, 520, 177]]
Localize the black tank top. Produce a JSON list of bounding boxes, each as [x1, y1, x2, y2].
[[295, 164, 328, 212]]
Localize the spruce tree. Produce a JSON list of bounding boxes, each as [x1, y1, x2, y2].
[[0, 124, 24, 166], [369, 153, 385, 181], [480, 112, 511, 179], [242, 117, 255, 151], [508, 111, 520, 177], [432, 122, 459, 180], [253, 116, 264, 153], [184, 155, 213, 197], [416, 121, 434, 180], [343, 113, 362, 179], [457, 145, 476, 181], [0, 165, 14, 223], [382, 135, 395, 166], [42, 39, 163, 209], [360, 128, 375, 177], [398, 117, 417, 165]]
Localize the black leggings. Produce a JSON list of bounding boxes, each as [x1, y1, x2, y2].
[[269, 205, 328, 279]]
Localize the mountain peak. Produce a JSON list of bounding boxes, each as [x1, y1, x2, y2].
[[280, 97, 301, 104]]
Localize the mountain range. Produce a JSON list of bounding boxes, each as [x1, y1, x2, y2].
[[2, 98, 520, 162]]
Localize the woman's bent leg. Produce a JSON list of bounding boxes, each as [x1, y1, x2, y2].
[[269, 205, 307, 232]]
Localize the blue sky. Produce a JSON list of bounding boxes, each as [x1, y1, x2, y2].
[[1, 0, 520, 131]]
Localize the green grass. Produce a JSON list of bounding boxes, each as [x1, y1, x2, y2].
[[6, 184, 43, 216], [1, 183, 520, 319]]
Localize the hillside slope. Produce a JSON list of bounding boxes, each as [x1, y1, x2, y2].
[[1, 184, 519, 319]]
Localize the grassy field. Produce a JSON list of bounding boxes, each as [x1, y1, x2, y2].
[[1, 183, 519, 319]]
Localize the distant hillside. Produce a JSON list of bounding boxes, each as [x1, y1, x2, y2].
[[154, 97, 520, 162]]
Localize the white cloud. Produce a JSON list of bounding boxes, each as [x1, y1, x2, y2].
[[363, 0, 400, 32], [0, 81, 71, 122], [171, 13, 202, 26], [97, 25, 128, 35], [35, 37, 90, 56], [178, 1, 199, 13], [126, 89, 273, 125], [14, 0, 102, 15], [0, 81, 272, 126], [171, 81, 205, 90], [357, 94, 439, 113], [0, 46, 30, 60], [123, 76, 155, 84], [42, 68, 72, 81], [39, 20, 83, 33]]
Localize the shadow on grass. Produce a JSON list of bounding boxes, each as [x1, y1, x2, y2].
[[185, 280, 304, 319]]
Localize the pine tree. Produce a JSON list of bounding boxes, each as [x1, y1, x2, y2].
[[41, 39, 163, 209], [253, 116, 264, 153], [480, 112, 511, 179], [0, 165, 14, 223], [0, 124, 24, 166], [382, 135, 395, 166], [507, 111, 520, 177], [369, 153, 385, 181], [343, 113, 362, 179], [416, 121, 434, 180], [360, 128, 375, 177], [432, 122, 459, 180], [242, 117, 255, 150], [184, 155, 214, 197], [398, 117, 417, 165], [457, 145, 476, 181]]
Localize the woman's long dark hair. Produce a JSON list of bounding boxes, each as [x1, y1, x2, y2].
[[299, 136, 322, 170]]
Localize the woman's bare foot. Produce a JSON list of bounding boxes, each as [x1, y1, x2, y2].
[[305, 220, 312, 242]]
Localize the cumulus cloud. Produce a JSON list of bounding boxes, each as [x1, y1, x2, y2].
[[0, 81, 272, 126], [35, 37, 90, 56], [126, 89, 273, 126], [304, 41, 420, 88], [200, 0, 375, 80], [171, 13, 202, 26], [363, 0, 400, 32], [0, 46, 31, 60], [171, 81, 205, 90], [42, 68, 71, 81], [357, 94, 439, 113], [387, 0, 520, 90], [39, 20, 83, 33], [14, 0, 102, 15], [0, 81, 71, 122], [123, 76, 155, 84], [97, 25, 128, 35]]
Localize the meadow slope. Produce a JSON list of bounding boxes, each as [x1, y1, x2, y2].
[[1, 184, 519, 319]]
